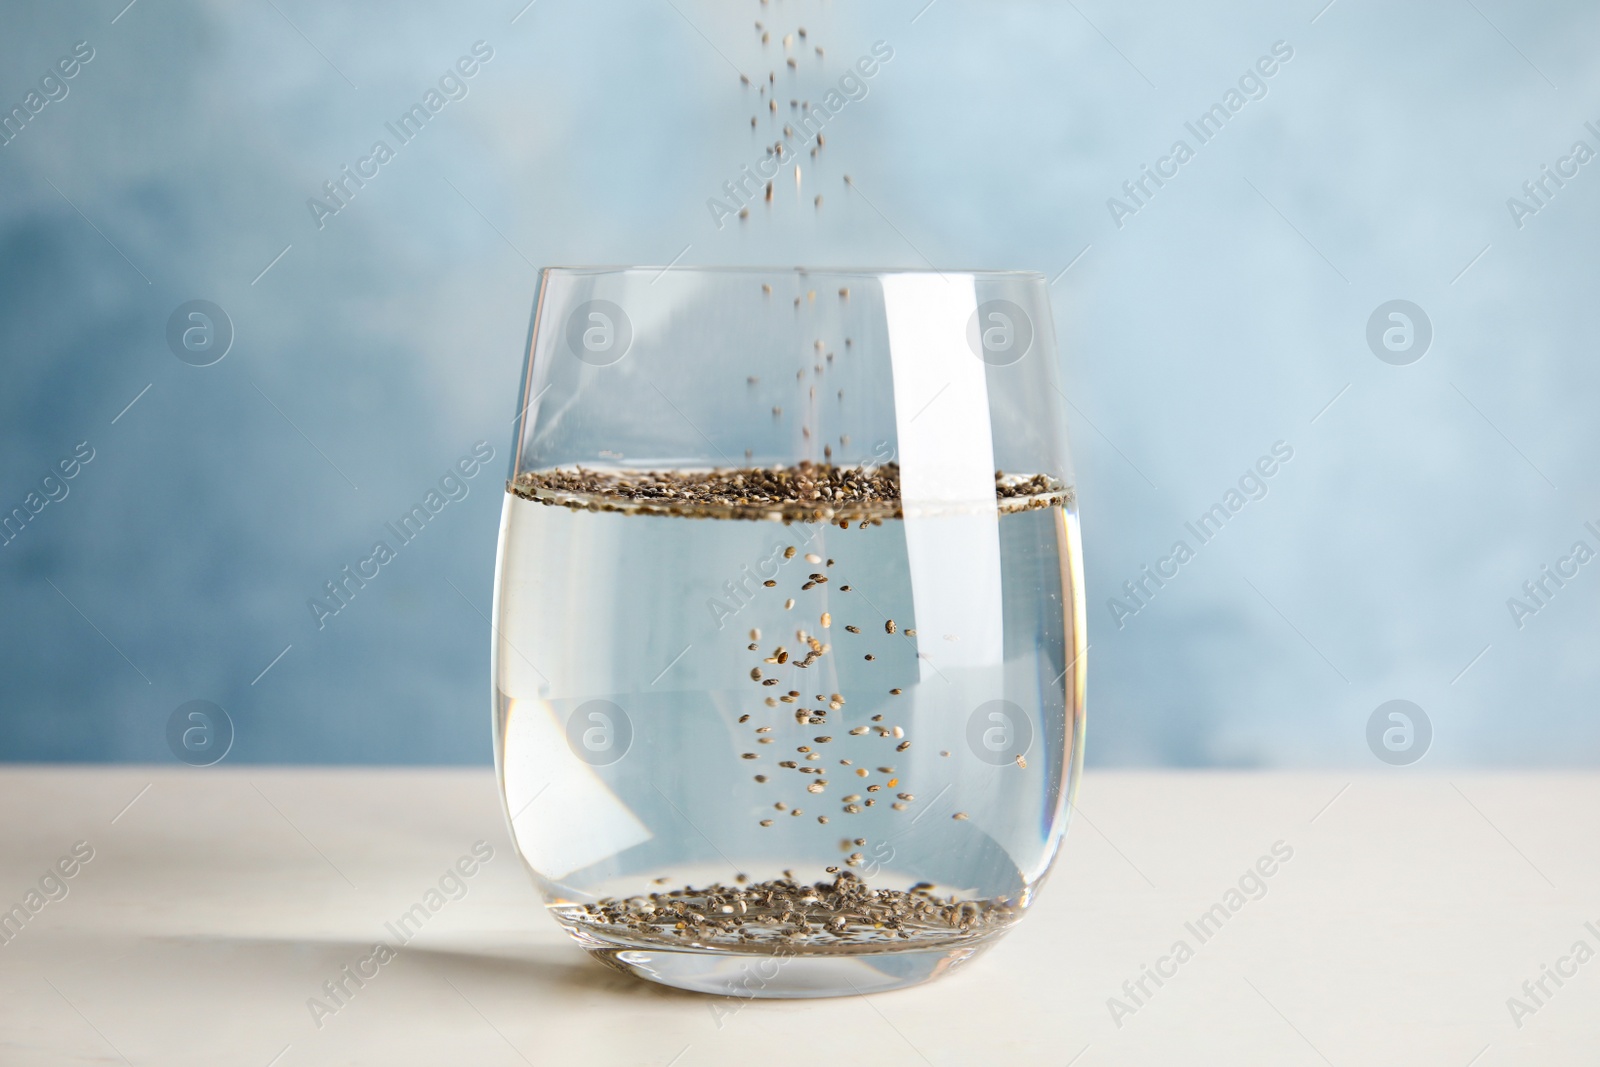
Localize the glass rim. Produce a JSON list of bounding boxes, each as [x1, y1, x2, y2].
[[539, 265, 1048, 281]]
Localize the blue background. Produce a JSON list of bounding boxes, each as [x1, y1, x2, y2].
[[2, 0, 1596, 765]]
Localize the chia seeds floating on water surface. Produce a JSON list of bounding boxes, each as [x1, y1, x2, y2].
[[509, 462, 1072, 523]]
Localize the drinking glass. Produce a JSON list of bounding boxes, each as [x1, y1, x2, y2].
[[492, 266, 1085, 997]]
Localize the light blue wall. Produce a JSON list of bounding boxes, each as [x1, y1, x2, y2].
[[1, 0, 1595, 764]]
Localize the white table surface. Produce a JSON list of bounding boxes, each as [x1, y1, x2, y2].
[[0, 768, 1594, 1066]]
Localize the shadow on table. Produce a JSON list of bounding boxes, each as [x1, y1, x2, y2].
[[170, 934, 710, 1004]]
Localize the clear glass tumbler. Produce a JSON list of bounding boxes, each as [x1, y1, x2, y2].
[[492, 266, 1085, 997]]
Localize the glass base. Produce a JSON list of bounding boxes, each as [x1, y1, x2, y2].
[[581, 937, 998, 998]]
